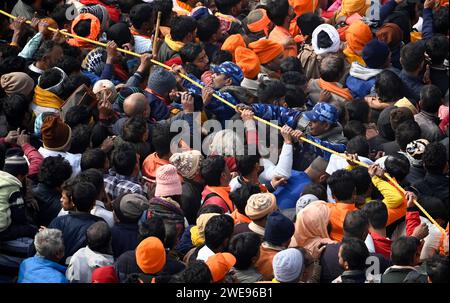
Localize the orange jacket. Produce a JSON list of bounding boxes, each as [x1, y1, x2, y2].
[[327, 203, 357, 242]]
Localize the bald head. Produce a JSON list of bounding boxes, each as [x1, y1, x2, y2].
[[305, 156, 329, 184], [123, 93, 150, 118]]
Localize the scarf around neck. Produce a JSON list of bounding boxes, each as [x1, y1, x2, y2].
[[165, 35, 185, 53], [318, 78, 353, 101], [33, 85, 64, 110]]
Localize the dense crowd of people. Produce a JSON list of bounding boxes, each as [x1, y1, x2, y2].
[[0, 0, 448, 284]]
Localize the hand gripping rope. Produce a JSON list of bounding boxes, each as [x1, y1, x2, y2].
[[1, 9, 445, 234]]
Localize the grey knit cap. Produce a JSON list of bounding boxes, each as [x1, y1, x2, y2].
[[147, 67, 177, 96]]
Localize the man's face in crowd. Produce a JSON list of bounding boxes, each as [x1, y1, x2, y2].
[[212, 73, 231, 89], [193, 49, 210, 72], [266, 53, 284, 73], [309, 120, 330, 136]]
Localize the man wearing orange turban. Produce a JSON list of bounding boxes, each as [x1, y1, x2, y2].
[[221, 34, 246, 61], [249, 39, 284, 76], [343, 20, 373, 65], [235, 46, 261, 97], [245, 8, 272, 40], [67, 13, 101, 50]]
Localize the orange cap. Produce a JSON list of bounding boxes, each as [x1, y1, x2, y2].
[[248, 39, 284, 64], [221, 34, 246, 61], [206, 253, 236, 283], [235, 46, 261, 79], [289, 0, 319, 17], [135, 237, 166, 274], [345, 21, 372, 54]]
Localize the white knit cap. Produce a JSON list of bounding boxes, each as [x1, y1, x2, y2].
[[273, 248, 304, 283], [312, 24, 341, 55], [296, 194, 319, 214]]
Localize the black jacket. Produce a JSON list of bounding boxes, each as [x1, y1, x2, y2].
[[48, 212, 104, 261], [412, 173, 449, 208], [180, 179, 204, 225], [111, 223, 139, 259], [32, 183, 62, 227]]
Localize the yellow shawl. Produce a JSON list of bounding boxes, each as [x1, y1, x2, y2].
[[33, 85, 64, 110], [164, 35, 185, 53]]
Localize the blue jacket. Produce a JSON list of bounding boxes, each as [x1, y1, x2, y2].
[[346, 76, 376, 99], [250, 103, 302, 128], [111, 223, 139, 260], [182, 75, 237, 124], [144, 91, 170, 122], [18, 256, 68, 283], [273, 170, 311, 210]]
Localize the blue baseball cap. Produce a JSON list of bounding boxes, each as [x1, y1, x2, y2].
[[211, 61, 244, 86], [303, 102, 339, 125]]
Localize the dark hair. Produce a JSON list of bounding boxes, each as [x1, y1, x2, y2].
[[296, 13, 323, 37], [204, 214, 234, 250], [433, 6, 449, 35], [211, 50, 233, 65], [236, 152, 261, 177], [328, 169, 356, 201], [170, 16, 197, 42], [69, 124, 92, 154], [340, 237, 369, 270], [401, 42, 425, 73], [77, 168, 104, 198], [351, 167, 371, 196], [62, 75, 91, 100], [215, 0, 242, 15], [197, 15, 221, 42], [61, 43, 82, 60], [423, 142, 448, 174], [320, 53, 345, 82], [384, 153, 410, 181], [280, 71, 308, 108], [343, 210, 369, 240], [86, 221, 111, 253], [418, 195, 449, 224], [112, 143, 137, 176], [395, 120, 421, 151], [130, 3, 154, 29], [180, 43, 204, 64], [197, 204, 225, 218], [56, 56, 81, 76], [390, 107, 414, 130], [90, 123, 112, 149], [2, 94, 30, 129], [425, 35, 449, 65], [344, 120, 366, 140], [317, 30, 333, 49], [138, 216, 166, 243], [228, 233, 261, 269], [280, 57, 303, 74], [346, 135, 370, 158], [302, 183, 327, 201], [35, 40, 60, 61], [229, 183, 261, 215], [420, 85, 443, 113], [39, 68, 63, 90], [3, 148, 28, 177], [345, 100, 370, 123], [361, 200, 388, 229], [122, 116, 147, 143], [153, 0, 174, 26], [181, 260, 212, 283], [0, 56, 26, 75], [81, 148, 107, 171], [72, 181, 97, 212], [38, 156, 72, 188], [51, 3, 71, 28], [375, 70, 404, 102], [426, 254, 449, 283], [201, 155, 226, 186], [73, 19, 92, 37], [151, 122, 175, 157], [391, 236, 419, 266], [266, 0, 289, 26], [257, 80, 286, 104], [117, 0, 142, 13]]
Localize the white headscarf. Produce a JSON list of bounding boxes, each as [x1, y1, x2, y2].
[[312, 24, 341, 55]]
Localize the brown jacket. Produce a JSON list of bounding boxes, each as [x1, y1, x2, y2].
[[254, 244, 283, 280]]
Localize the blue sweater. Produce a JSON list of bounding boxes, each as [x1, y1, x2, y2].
[[273, 170, 312, 210], [18, 256, 68, 283]]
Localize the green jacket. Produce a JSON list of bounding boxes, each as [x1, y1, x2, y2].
[[0, 171, 22, 232]]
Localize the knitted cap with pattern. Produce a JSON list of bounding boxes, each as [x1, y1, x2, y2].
[[169, 150, 204, 179], [155, 164, 182, 197], [245, 193, 277, 220]]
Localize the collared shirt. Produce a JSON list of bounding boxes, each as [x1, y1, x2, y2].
[[91, 201, 115, 228], [28, 63, 44, 75], [104, 170, 144, 201]]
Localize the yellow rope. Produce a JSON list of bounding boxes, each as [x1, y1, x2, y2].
[[2, 10, 446, 235]]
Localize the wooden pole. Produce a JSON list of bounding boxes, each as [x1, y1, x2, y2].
[[152, 11, 162, 57]]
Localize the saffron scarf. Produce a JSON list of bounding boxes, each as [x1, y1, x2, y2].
[[164, 34, 185, 53], [204, 186, 235, 212], [318, 78, 353, 101], [231, 210, 252, 225], [33, 85, 64, 110]]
